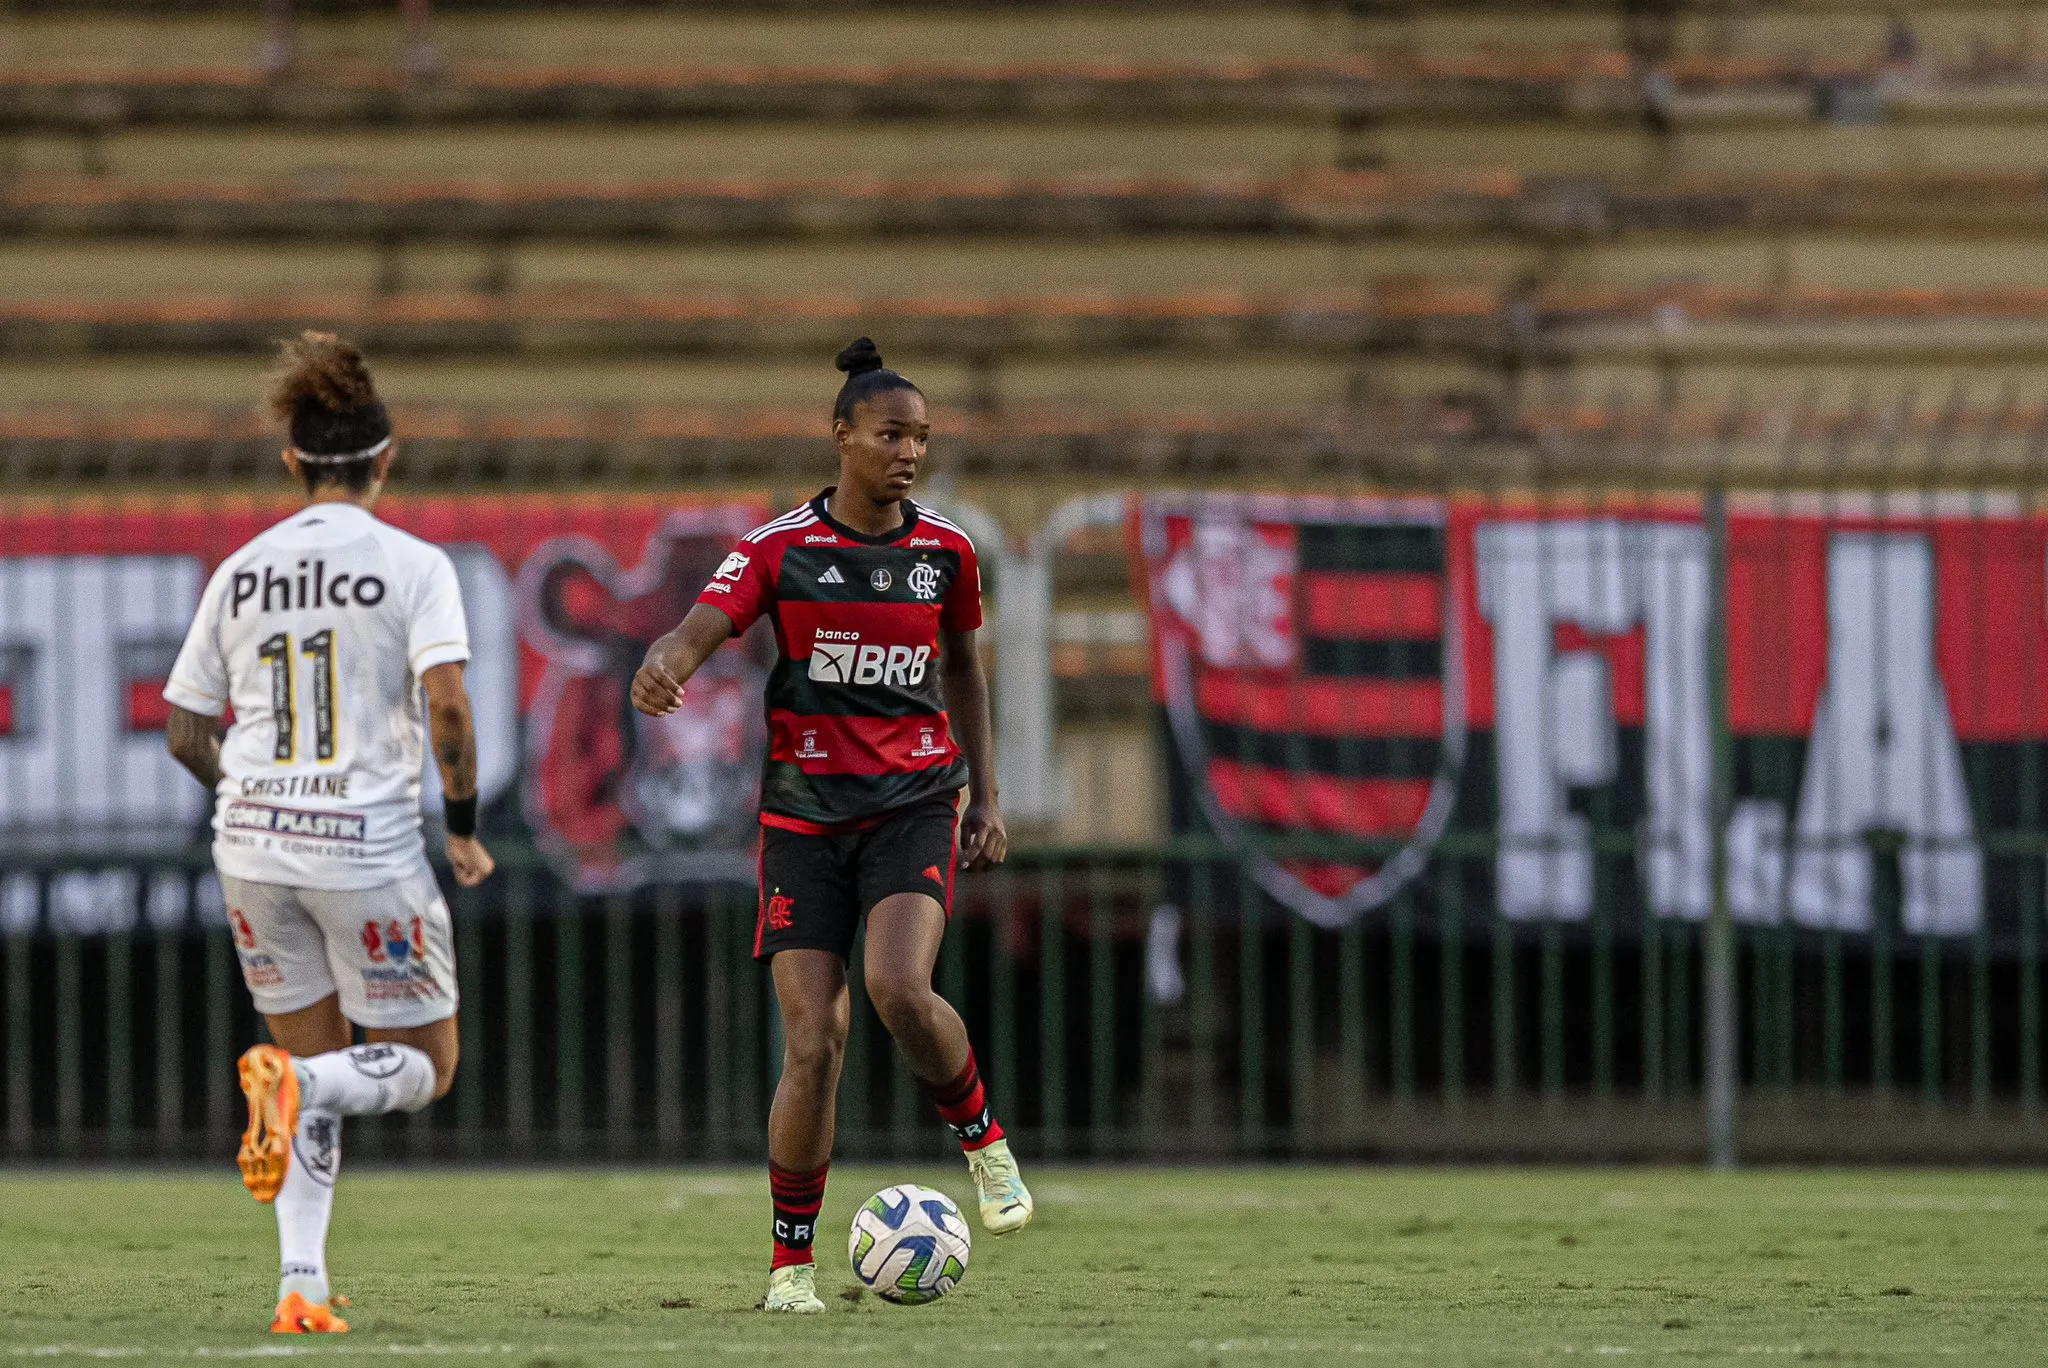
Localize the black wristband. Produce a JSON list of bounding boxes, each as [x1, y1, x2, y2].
[[444, 795, 478, 838]]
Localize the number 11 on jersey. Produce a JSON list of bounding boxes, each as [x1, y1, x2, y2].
[[256, 629, 339, 765]]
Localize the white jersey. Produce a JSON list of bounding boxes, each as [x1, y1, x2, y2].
[[165, 501, 470, 890]]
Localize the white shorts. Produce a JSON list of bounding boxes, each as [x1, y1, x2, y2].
[[218, 863, 458, 1029]]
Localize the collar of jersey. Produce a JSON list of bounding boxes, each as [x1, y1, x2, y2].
[[810, 488, 921, 546], [288, 501, 376, 532]]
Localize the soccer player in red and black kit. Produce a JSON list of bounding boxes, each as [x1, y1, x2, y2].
[[631, 338, 1031, 1313]]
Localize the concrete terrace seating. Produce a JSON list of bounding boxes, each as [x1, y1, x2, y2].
[[9, 284, 2048, 363], [6, 0, 2043, 766], [9, 169, 2048, 241], [3, 1, 2046, 420], [10, 395, 2046, 482], [1, 54, 2044, 126]]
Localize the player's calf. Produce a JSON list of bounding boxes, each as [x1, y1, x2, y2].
[[292, 1041, 441, 1117]]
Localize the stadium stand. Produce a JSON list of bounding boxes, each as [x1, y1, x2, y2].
[[6, 0, 2046, 825], [4, 3, 2045, 417]]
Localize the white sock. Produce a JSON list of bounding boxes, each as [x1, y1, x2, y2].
[[292, 1043, 438, 1116], [277, 1107, 340, 1304]]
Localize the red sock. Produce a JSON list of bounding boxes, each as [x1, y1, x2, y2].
[[926, 1050, 1005, 1153], [769, 1162, 828, 1269]]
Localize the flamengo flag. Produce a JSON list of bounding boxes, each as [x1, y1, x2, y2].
[[1142, 491, 2048, 940], [1141, 493, 1464, 928]]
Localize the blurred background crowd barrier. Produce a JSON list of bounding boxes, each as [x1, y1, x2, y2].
[[13, 405, 2048, 1165], [6, 0, 2048, 1161]]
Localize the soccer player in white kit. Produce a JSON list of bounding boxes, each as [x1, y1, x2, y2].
[[163, 332, 496, 1335]]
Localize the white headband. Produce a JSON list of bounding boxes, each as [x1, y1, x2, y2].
[[293, 436, 392, 464]]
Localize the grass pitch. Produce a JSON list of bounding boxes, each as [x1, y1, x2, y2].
[[1, 1165, 2043, 1365]]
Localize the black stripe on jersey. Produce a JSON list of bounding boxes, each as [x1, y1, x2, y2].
[[778, 546, 964, 605], [771, 663, 947, 720], [762, 760, 969, 827], [1298, 524, 1444, 574], [1199, 722, 1443, 779], [1301, 637, 1444, 678]]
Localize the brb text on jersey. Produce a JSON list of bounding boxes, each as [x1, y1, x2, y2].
[[695, 492, 981, 831]]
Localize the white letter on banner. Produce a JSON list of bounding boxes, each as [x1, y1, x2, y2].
[[0, 556, 209, 844], [1482, 520, 1736, 917], [1788, 534, 1981, 935], [1477, 521, 1726, 922]]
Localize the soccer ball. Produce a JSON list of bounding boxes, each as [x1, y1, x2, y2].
[[848, 1184, 971, 1304]]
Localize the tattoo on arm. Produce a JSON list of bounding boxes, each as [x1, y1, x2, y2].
[[434, 723, 477, 801], [436, 720, 475, 794], [422, 663, 480, 801], [166, 707, 225, 791]]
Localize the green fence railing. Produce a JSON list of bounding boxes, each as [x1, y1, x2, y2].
[[7, 837, 2048, 1165]]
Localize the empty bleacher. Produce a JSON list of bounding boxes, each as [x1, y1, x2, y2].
[[4, 1, 2046, 428], [8, 0, 2048, 841]]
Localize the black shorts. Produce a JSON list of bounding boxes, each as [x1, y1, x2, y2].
[[753, 795, 961, 961]]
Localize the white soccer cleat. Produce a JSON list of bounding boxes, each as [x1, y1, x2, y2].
[[966, 1137, 1034, 1234], [761, 1263, 826, 1313]]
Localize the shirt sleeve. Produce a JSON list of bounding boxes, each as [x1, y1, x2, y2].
[[162, 562, 232, 717], [408, 549, 472, 675], [941, 542, 984, 632], [696, 539, 774, 635]]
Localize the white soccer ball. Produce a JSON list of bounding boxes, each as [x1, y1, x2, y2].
[[847, 1184, 971, 1304]]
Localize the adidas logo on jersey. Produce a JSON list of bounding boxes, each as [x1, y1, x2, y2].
[[818, 565, 846, 584]]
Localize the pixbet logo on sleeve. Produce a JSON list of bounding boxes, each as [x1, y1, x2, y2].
[[807, 632, 931, 686]]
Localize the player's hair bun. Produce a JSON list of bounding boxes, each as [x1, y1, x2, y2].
[[836, 337, 886, 378], [268, 329, 392, 459], [831, 336, 920, 423], [269, 330, 378, 421]]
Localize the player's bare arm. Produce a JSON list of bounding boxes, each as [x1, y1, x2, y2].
[[630, 602, 736, 717], [941, 625, 1006, 871], [166, 705, 227, 791], [423, 661, 495, 888]]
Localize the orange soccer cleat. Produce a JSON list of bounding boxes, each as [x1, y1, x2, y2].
[[236, 1044, 299, 1203], [269, 1292, 349, 1334]]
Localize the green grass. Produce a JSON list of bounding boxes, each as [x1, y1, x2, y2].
[[2, 1165, 2045, 1365]]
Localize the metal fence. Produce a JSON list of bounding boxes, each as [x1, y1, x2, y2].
[[9, 397, 2048, 1164]]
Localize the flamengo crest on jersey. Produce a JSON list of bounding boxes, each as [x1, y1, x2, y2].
[[696, 492, 982, 829], [164, 503, 470, 890]]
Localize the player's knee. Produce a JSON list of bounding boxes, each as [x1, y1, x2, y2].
[[779, 1005, 847, 1077], [782, 1027, 844, 1082], [864, 966, 936, 1033]]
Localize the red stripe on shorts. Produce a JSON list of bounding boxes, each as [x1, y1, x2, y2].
[[753, 827, 768, 958]]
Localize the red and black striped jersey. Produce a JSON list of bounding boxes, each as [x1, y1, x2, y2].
[[695, 489, 982, 832]]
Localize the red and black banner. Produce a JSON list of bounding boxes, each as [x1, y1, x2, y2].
[[0, 494, 772, 893], [1143, 492, 2048, 940]]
